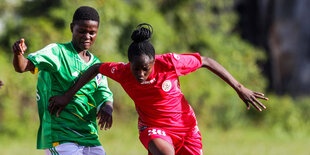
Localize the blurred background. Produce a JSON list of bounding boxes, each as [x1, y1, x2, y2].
[[0, 0, 309, 154]]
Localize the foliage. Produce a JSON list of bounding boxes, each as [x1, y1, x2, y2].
[[0, 0, 309, 140]]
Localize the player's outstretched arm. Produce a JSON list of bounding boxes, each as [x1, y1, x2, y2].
[[201, 56, 268, 111], [12, 38, 35, 73], [48, 63, 103, 117]]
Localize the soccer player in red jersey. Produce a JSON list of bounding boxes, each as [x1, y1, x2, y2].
[[48, 23, 268, 155]]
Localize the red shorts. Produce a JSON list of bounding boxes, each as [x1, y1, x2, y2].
[[139, 126, 203, 155]]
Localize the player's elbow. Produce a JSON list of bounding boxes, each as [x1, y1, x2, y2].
[[90, 63, 103, 74], [13, 66, 24, 73], [93, 63, 102, 68], [201, 56, 212, 68]]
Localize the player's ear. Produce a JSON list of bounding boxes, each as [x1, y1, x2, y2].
[[151, 58, 155, 65], [70, 23, 74, 33]]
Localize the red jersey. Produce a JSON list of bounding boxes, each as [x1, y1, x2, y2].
[[99, 53, 202, 131]]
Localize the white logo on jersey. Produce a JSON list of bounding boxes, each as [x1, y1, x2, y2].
[[162, 80, 172, 92], [96, 74, 102, 85], [72, 71, 79, 77], [173, 53, 180, 60], [111, 67, 116, 74]]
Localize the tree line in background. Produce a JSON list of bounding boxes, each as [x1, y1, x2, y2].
[[0, 0, 309, 137]]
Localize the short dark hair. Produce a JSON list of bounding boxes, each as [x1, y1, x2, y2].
[[72, 6, 99, 24], [128, 23, 155, 62]]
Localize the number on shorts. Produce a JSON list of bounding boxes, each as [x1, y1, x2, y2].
[[148, 129, 166, 136]]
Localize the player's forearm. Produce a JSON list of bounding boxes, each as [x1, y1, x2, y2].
[[64, 63, 103, 98], [201, 56, 243, 91], [13, 54, 29, 73]]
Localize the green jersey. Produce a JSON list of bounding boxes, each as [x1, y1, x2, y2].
[[27, 42, 113, 149]]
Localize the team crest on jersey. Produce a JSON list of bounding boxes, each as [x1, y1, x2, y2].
[[173, 53, 180, 60], [96, 74, 102, 85], [162, 80, 172, 92]]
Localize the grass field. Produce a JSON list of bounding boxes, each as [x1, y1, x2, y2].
[[0, 118, 309, 155]]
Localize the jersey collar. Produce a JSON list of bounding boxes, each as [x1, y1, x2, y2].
[[69, 42, 94, 65], [140, 60, 156, 85]]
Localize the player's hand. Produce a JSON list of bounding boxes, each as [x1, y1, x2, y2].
[[0, 80, 4, 88], [97, 102, 113, 130], [12, 38, 27, 55], [48, 95, 71, 117], [236, 85, 268, 111]]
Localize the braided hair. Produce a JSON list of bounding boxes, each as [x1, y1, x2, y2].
[[128, 23, 155, 62]]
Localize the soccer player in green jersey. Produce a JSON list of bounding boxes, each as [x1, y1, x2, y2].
[[12, 6, 113, 155]]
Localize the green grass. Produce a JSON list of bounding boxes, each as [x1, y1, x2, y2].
[[0, 118, 309, 155], [0, 134, 44, 155], [99, 118, 147, 154], [204, 127, 309, 155]]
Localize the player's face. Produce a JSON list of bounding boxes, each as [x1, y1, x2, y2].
[[71, 20, 99, 52], [130, 54, 155, 83]]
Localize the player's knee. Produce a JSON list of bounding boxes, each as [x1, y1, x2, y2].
[[148, 138, 175, 155]]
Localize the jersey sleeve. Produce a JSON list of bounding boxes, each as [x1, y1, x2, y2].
[[170, 53, 202, 76], [99, 62, 127, 83], [92, 74, 114, 112], [27, 43, 61, 73]]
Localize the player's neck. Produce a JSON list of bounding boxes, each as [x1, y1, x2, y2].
[[78, 51, 91, 63]]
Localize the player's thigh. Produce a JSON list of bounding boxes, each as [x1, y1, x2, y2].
[[45, 142, 83, 155], [139, 127, 175, 155], [83, 145, 106, 155], [148, 138, 175, 155]]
